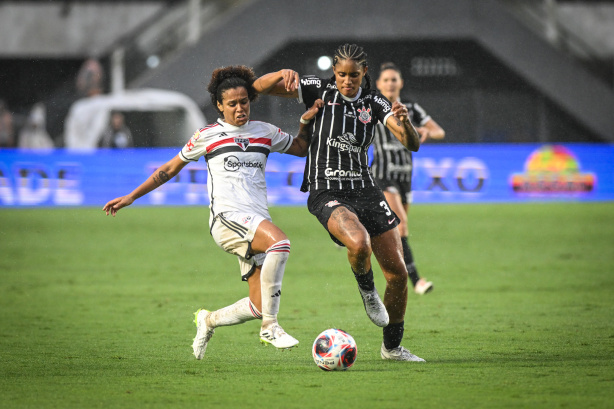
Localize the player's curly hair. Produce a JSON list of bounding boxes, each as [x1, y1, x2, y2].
[[207, 65, 258, 117], [379, 62, 403, 79], [331, 43, 372, 90]]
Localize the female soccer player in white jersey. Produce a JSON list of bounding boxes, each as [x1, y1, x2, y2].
[[253, 44, 426, 362], [372, 62, 446, 295], [103, 66, 322, 359]]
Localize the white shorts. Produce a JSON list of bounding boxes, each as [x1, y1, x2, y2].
[[210, 211, 268, 281]]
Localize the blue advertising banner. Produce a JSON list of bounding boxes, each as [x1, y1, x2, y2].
[[0, 143, 612, 207]]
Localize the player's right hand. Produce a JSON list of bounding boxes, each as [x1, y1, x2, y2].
[[280, 69, 300, 92], [103, 196, 134, 216]]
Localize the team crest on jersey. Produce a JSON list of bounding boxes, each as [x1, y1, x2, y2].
[[185, 131, 200, 151], [235, 137, 250, 150], [357, 107, 372, 124], [242, 215, 252, 224], [325, 200, 341, 208]]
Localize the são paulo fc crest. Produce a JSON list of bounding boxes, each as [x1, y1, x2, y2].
[[357, 107, 371, 124], [235, 137, 250, 150]]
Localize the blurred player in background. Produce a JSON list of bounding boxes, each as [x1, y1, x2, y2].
[[254, 44, 426, 362], [103, 66, 321, 359], [372, 62, 446, 295], [98, 111, 134, 148]]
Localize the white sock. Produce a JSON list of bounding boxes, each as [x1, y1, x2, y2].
[[208, 297, 261, 328], [260, 239, 291, 323]]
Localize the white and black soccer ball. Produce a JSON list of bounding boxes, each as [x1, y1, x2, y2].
[[312, 329, 357, 371]]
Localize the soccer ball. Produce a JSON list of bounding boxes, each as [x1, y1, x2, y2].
[[312, 329, 357, 371]]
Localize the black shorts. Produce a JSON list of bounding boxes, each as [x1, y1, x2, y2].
[[307, 187, 400, 246], [373, 177, 412, 205]]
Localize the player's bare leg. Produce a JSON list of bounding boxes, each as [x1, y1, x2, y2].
[[251, 221, 298, 349], [383, 190, 433, 295], [371, 228, 408, 324], [327, 207, 389, 327], [371, 228, 425, 362]]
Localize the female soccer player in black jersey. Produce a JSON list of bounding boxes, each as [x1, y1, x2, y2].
[[254, 44, 425, 361], [372, 62, 446, 295]]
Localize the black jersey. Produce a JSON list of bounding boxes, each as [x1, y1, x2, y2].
[[298, 75, 394, 192], [371, 101, 431, 182]]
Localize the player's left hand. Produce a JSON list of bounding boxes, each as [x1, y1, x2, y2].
[[391, 101, 409, 122], [418, 127, 430, 143]]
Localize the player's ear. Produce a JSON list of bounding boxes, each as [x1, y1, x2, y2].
[[217, 100, 224, 113]]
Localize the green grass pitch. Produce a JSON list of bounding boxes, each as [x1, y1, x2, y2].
[[1, 202, 613, 408]]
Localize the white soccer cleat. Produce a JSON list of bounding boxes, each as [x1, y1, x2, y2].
[[192, 309, 215, 360], [358, 286, 389, 327], [259, 323, 299, 349], [380, 343, 426, 362], [414, 278, 434, 295]]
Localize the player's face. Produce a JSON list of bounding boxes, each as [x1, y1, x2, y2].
[[218, 87, 250, 126], [333, 59, 367, 98], [376, 69, 403, 102]]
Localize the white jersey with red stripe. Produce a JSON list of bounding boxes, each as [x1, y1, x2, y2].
[[179, 118, 294, 224]]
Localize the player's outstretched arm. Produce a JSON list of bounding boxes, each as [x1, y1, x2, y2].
[[253, 69, 300, 98], [385, 101, 421, 152], [286, 99, 324, 157], [103, 155, 187, 216]]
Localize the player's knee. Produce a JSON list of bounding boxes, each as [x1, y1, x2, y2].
[[385, 265, 409, 283], [346, 237, 371, 261]]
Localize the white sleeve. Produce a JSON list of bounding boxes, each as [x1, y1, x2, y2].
[[179, 129, 207, 162], [267, 123, 294, 153]]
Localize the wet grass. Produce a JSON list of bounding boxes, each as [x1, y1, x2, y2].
[[1, 202, 613, 408]]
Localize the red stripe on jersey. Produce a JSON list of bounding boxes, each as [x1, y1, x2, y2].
[[199, 123, 219, 132], [206, 137, 272, 153], [249, 138, 273, 146], [206, 137, 238, 153]]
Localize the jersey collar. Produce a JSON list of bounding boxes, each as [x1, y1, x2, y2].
[[338, 87, 362, 102], [217, 118, 248, 130]]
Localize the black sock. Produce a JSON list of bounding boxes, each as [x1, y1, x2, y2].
[[383, 321, 405, 350], [353, 268, 375, 292], [401, 236, 420, 286]]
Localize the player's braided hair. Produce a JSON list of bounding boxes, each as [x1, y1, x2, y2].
[[331, 43, 372, 90], [208, 65, 258, 117], [379, 62, 403, 79]]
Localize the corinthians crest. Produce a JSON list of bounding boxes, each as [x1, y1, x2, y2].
[[234, 137, 250, 150], [357, 107, 371, 124]]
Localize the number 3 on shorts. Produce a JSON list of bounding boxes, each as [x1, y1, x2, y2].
[[379, 200, 392, 216]]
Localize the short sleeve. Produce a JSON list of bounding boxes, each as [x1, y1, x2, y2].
[[179, 129, 207, 162], [370, 91, 393, 125], [411, 102, 432, 126], [266, 123, 294, 153], [298, 75, 324, 108]]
